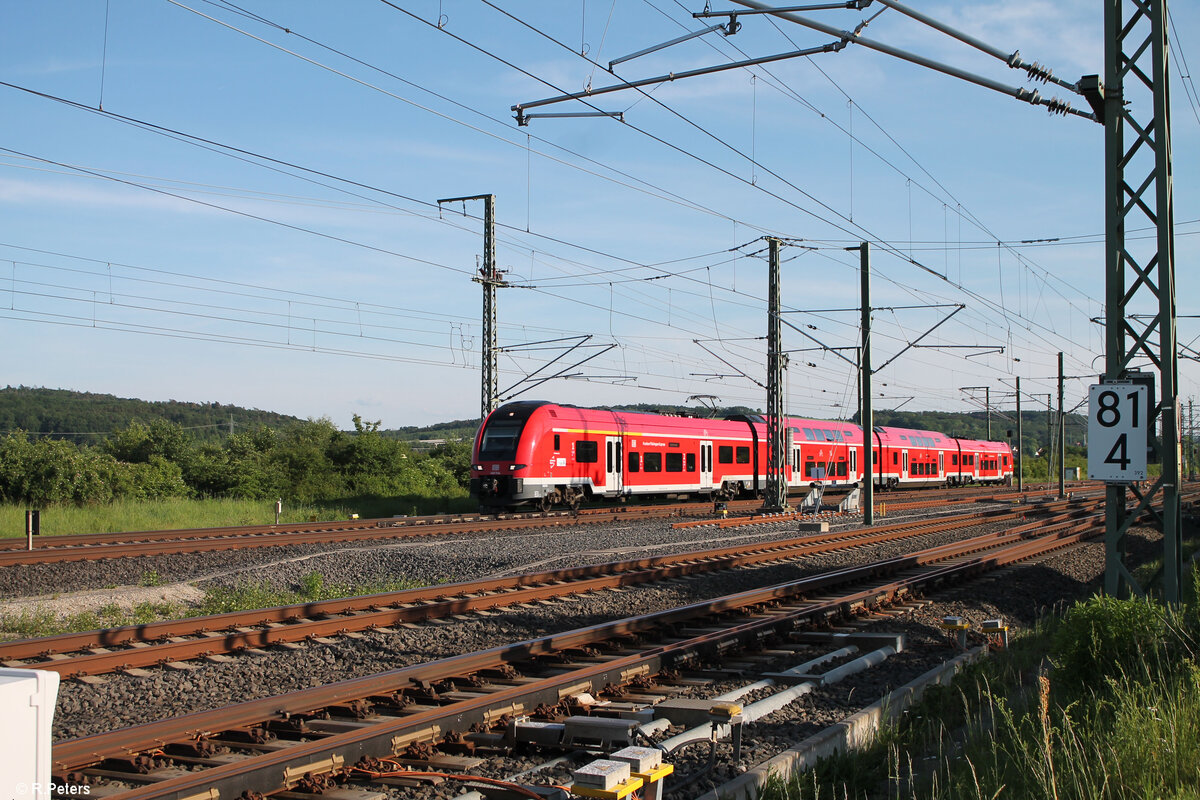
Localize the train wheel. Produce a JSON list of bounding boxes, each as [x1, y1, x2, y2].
[[538, 496, 553, 512]]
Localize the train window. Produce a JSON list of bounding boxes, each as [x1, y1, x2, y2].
[[804, 461, 817, 478], [576, 440, 598, 463], [872, 451, 877, 464], [666, 453, 683, 472], [606, 442, 612, 473], [893, 453, 899, 465], [687, 453, 696, 472], [554, 434, 560, 451], [718, 445, 733, 464], [479, 420, 526, 460], [1003, 456, 1009, 466], [736, 446, 750, 464], [837, 462, 847, 477], [952, 454, 958, 465], [803, 428, 815, 441], [834, 431, 844, 442], [628, 452, 640, 472], [644, 452, 662, 472]]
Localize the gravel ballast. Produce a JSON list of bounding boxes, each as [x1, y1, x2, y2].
[[49, 506, 1127, 741]]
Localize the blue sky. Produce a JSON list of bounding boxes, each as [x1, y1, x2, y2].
[[0, 1, 1196, 430]]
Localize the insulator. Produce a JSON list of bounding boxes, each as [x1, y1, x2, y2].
[[1024, 61, 1054, 84], [1044, 97, 1072, 116]]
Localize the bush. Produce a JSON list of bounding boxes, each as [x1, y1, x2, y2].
[[0, 416, 469, 510], [1051, 594, 1170, 695]]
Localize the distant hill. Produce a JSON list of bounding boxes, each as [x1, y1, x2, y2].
[[0, 387, 1088, 457], [0, 386, 305, 444], [386, 418, 481, 448]]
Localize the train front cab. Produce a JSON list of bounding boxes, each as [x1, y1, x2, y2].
[[471, 400, 550, 510]]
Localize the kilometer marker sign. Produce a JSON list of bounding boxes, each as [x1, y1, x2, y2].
[[1087, 383, 1148, 482]]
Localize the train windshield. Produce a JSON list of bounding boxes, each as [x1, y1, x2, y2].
[[478, 420, 526, 460]]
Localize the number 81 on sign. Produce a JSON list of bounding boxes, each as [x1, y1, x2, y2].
[[1087, 383, 1148, 482]]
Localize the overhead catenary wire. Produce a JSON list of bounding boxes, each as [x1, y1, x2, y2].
[[3, 4, 1172, 414], [460, 1, 1105, 364]]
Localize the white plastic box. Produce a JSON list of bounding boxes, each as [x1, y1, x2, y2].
[[0, 668, 60, 799]]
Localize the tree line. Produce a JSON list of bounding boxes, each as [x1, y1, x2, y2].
[[0, 386, 305, 445], [0, 415, 471, 507]]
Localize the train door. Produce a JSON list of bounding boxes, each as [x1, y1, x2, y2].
[[699, 440, 714, 490], [792, 443, 802, 487], [849, 447, 858, 481], [902, 450, 909, 481], [938, 451, 944, 478], [605, 436, 622, 495]]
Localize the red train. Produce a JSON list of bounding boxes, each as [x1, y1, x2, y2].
[[471, 401, 1014, 511]]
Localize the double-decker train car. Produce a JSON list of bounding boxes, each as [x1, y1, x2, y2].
[[471, 401, 1013, 511], [950, 438, 1013, 485]]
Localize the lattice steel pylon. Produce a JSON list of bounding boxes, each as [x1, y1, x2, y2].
[[764, 237, 789, 511], [438, 194, 503, 421], [1088, 0, 1181, 600]]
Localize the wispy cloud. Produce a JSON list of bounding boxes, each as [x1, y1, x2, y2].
[[884, 1, 1100, 78], [0, 176, 201, 214], [13, 57, 100, 77]]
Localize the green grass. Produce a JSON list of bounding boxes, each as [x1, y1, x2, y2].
[[0, 570, 428, 639], [0, 494, 475, 538], [758, 585, 1200, 800], [187, 571, 426, 617], [0, 601, 183, 639]]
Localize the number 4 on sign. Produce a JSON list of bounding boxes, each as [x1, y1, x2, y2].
[[1088, 384, 1148, 482]]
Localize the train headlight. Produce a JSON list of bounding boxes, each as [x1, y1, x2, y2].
[[473, 465, 484, 471], [509, 464, 527, 471]]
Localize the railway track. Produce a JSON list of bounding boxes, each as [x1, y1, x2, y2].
[[0, 503, 703, 568], [50, 512, 1104, 799], [0, 484, 1075, 568], [2, 498, 1100, 679]]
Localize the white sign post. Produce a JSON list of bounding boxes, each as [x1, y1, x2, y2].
[[1088, 383, 1149, 482]]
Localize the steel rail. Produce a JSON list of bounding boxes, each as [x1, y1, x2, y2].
[[53, 514, 1102, 796], [0, 482, 1065, 555], [5, 500, 1097, 676], [0, 503, 705, 567], [2, 482, 1079, 563]]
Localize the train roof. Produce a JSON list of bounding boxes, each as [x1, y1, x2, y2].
[[484, 402, 1010, 452]]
